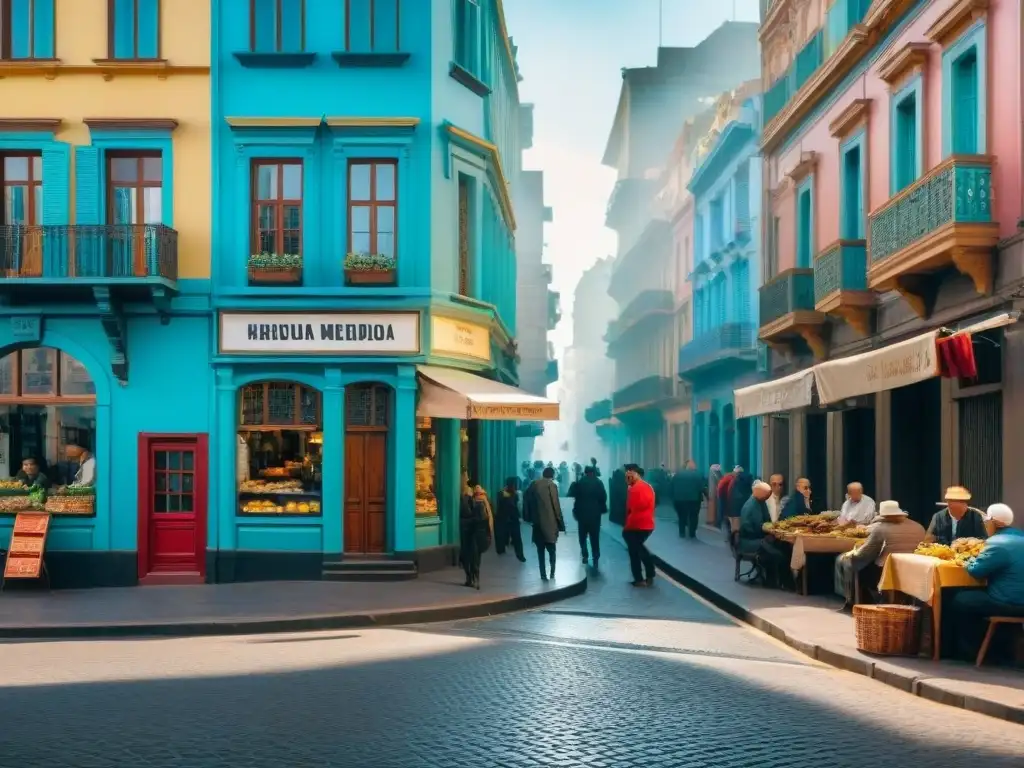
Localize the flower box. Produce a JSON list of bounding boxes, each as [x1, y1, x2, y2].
[[345, 268, 396, 286], [248, 253, 303, 285], [249, 267, 302, 284]]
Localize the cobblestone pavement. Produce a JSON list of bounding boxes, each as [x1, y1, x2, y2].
[[2, 524, 1024, 767]]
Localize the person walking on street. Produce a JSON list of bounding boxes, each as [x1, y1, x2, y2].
[[459, 480, 493, 589], [670, 460, 704, 539], [570, 465, 607, 567], [494, 476, 526, 562], [623, 464, 656, 587], [524, 466, 566, 581]]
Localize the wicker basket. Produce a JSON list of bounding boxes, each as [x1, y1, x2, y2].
[[853, 604, 921, 656]]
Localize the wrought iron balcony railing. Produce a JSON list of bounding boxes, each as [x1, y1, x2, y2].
[[813, 240, 867, 304], [612, 375, 681, 412], [678, 323, 756, 377], [758, 268, 815, 327], [0, 224, 178, 281], [585, 399, 613, 424], [605, 289, 674, 343], [868, 155, 992, 267]]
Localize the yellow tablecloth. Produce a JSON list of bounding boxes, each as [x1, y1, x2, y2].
[[789, 535, 860, 571], [878, 553, 984, 605]]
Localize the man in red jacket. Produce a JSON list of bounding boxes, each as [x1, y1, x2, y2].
[[623, 463, 656, 587]]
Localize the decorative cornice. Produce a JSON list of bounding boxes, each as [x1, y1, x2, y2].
[[84, 118, 179, 131], [444, 123, 516, 231], [0, 59, 207, 81], [829, 99, 871, 139], [786, 152, 818, 184], [876, 42, 930, 87], [771, 178, 792, 204], [0, 118, 62, 132], [225, 117, 322, 128], [324, 117, 420, 128], [925, 0, 988, 47]]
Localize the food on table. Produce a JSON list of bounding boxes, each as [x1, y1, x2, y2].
[[239, 479, 303, 493], [45, 493, 95, 514], [0, 495, 33, 511], [0, 479, 27, 490], [260, 467, 292, 478], [951, 537, 985, 565], [763, 512, 867, 538], [914, 542, 956, 560]]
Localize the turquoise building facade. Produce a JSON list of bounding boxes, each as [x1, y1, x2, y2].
[[208, 0, 530, 581], [679, 96, 764, 477]]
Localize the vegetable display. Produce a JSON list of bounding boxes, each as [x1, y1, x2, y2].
[[763, 513, 869, 539], [915, 537, 985, 566]]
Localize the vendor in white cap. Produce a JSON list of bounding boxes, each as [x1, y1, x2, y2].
[[836, 500, 926, 609], [947, 504, 1024, 659], [925, 486, 987, 545]]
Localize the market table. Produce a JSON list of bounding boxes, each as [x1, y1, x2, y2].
[[877, 552, 985, 660], [782, 533, 861, 595]]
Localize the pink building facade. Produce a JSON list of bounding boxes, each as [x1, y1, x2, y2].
[[748, 0, 1024, 523]]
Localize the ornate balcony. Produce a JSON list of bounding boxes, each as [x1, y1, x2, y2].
[[867, 155, 999, 318], [813, 239, 875, 334], [678, 323, 757, 381], [758, 268, 827, 358], [612, 375, 688, 420], [605, 289, 674, 347], [585, 398, 613, 424]]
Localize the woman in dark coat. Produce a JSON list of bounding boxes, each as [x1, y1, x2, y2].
[[459, 481, 493, 589]]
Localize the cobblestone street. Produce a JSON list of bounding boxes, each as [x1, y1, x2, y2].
[[2, 527, 1023, 767]]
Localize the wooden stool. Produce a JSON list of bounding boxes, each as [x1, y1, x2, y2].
[[976, 617, 1024, 667]]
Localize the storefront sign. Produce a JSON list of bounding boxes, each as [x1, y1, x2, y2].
[[814, 331, 939, 405], [219, 312, 420, 354], [430, 316, 491, 362], [3, 512, 50, 580], [469, 402, 560, 421], [734, 370, 815, 418]]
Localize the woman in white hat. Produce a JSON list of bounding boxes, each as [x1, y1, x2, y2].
[[836, 500, 927, 609], [947, 504, 1024, 660]]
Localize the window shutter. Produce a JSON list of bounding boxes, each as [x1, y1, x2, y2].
[[74, 146, 102, 225], [34, 0, 56, 58], [855, 159, 865, 238], [41, 142, 70, 225], [137, 0, 160, 58]]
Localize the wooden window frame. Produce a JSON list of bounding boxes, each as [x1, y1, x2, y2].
[[1, 0, 49, 60], [106, 151, 162, 226], [251, 159, 303, 257], [249, 0, 305, 53], [0, 152, 43, 226], [347, 159, 397, 257], [107, 0, 162, 60], [344, 383, 391, 432], [344, 0, 400, 53], [0, 349, 97, 405], [238, 382, 322, 431]]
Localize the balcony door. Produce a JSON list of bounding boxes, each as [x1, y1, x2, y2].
[[1, 154, 43, 276], [107, 154, 162, 277]]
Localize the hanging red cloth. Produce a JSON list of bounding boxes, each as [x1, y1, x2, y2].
[[937, 333, 978, 379]]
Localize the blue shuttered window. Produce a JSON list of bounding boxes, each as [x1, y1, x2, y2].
[[2, 0, 55, 59], [344, 0, 400, 53], [111, 0, 160, 59], [894, 91, 918, 191], [840, 141, 864, 239], [796, 182, 813, 268], [74, 147, 102, 277], [453, 0, 480, 78], [252, 0, 304, 53], [40, 142, 69, 275], [952, 49, 979, 154]]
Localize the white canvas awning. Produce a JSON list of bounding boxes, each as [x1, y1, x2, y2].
[[734, 369, 815, 418], [416, 365, 560, 421]]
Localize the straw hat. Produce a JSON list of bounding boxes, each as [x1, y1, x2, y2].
[[877, 500, 908, 519], [944, 486, 972, 502]]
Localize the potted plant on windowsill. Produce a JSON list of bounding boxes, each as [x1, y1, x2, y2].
[[344, 252, 396, 285], [248, 253, 303, 284]]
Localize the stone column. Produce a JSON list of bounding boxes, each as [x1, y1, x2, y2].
[[940, 377, 956, 490], [790, 410, 806, 480]]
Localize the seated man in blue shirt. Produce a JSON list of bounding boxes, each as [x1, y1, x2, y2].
[[948, 503, 1024, 661]]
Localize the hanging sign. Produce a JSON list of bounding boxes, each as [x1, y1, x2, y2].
[[3, 512, 51, 580], [430, 316, 491, 362]]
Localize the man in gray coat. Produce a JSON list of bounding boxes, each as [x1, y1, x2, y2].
[[524, 466, 565, 581]]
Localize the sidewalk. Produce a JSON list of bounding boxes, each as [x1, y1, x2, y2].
[[0, 525, 586, 639], [645, 507, 1024, 725]]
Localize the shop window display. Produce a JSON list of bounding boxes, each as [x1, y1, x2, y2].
[[0, 347, 97, 515], [238, 381, 323, 515], [415, 418, 437, 516]]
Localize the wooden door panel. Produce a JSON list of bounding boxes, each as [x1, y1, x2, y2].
[[366, 433, 387, 553], [344, 433, 366, 553], [343, 431, 388, 554], [142, 439, 207, 576]]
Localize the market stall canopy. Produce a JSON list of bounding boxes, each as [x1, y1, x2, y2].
[[416, 366, 560, 421], [734, 369, 815, 418]]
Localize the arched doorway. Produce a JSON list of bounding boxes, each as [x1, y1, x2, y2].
[[708, 410, 721, 467], [344, 382, 390, 553], [0, 346, 96, 483], [722, 404, 736, 470]]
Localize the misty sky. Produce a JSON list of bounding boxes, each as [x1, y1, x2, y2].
[[501, 0, 761, 455]]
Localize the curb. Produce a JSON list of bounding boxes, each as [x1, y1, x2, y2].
[[0, 573, 588, 640], [650, 550, 1024, 727]]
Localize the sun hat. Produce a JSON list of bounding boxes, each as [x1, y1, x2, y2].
[[877, 500, 908, 518], [983, 503, 1014, 527], [944, 486, 972, 502]]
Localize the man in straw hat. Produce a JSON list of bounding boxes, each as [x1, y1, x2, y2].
[[947, 504, 1024, 660], [836, 500, 926, 609], [925, 486, 987, 546]]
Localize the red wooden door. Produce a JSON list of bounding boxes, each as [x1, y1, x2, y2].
[[343, 431, 387, 553], [138, 435, 207, 581]]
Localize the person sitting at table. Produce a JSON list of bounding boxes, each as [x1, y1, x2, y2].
[[836, 482, 875, 525], [836, 500, 927, 609], [15, 457, 50, 490], [948, 503, 1024, 660], [780, 477, 812, 520], [925, 486, 987, 545], [739, 481, 787, 587]]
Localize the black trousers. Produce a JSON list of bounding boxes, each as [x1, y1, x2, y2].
[[461, 546, 481, 582], [623, 530, 654, 582], [536, 542, 556, 577], [495, 516, 524, 559], [577, 518, 601, 561], [673, 501, 701, 538]]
